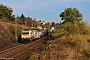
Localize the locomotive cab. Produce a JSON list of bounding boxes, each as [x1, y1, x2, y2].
[[21, 30, 34, 42]]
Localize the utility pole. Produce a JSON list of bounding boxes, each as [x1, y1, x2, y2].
[[15, 19, 18, 40]]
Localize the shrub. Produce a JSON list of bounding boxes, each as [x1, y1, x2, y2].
[[52, 28, 65, 38], [79, 22, 90, 35], [28, 22, 90, 60], [9, 25, 15, 35], [60, 22, 90, 35]]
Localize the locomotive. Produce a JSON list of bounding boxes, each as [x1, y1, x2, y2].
[[21, 30, 34, 42], [20, 29, 48, 43]]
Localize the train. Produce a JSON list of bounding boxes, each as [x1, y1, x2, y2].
[[20, 29, 49, 43]]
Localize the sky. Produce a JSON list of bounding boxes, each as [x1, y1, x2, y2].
[[0, 0, 90, 23]]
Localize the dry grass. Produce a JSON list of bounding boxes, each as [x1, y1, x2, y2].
[[28, 34, 90, 60], [28, 22, 90, 60], [0, 22, 25, 51]]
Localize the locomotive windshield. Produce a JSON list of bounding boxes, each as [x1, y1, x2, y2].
[[22, 31, 29, 34]]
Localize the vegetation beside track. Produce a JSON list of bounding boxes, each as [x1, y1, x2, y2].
[[27, 22, 90, 60], [0, 22, 26, 51]]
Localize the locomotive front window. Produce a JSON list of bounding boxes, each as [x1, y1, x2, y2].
[[22, 32, 29, 34]]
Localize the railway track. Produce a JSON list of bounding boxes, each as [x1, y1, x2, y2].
[[0, 37, 47, 60]]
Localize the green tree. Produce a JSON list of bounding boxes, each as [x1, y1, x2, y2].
[[59, 8, 83, 24], [0, 4, 15, 21], [51, 22, 55, 27], [20, 14, 26, 22]]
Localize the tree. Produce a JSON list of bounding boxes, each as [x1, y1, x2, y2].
[[0, 4, 15, 21], [25, 17, 33, 27], [59, 8, 83, 24], [20, 14, 26, 22], [33, 18, 38, 27], [51, 22, 55, 27]]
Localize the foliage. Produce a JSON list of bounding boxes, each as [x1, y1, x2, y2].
[[52, 21, 90, 39], [79, 22, 90, 35], [0, 4, 49, 28], [51, 22, 55, 27], [60, 8, 83, 24], [9, 25, 15, 35], [25, 17, 32, 27], [43, 23, 49, 28], [52, 28, 64, 38], [20, 14, 25, 22], [16, 14, 26, 23], [61, 22, 90, 35], [8, 24, 24, 43], [25, 17, 38, 27], [61, 22, 80, 34], [32, 18, 38, 27], [0, 4, 15, 21], [28, 35, 90, 60]]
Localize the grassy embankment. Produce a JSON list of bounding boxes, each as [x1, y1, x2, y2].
[[0, 22, 26, 51], [27, 22, 90, 60]]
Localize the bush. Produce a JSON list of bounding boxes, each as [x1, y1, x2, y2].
[[79, 22, 90, 35], [28, 34, 90, 60], [28, 21, 90, 60], [60, 22, 90, 35], [52, 29, 61, 38], [9, 25, 15, 35]]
